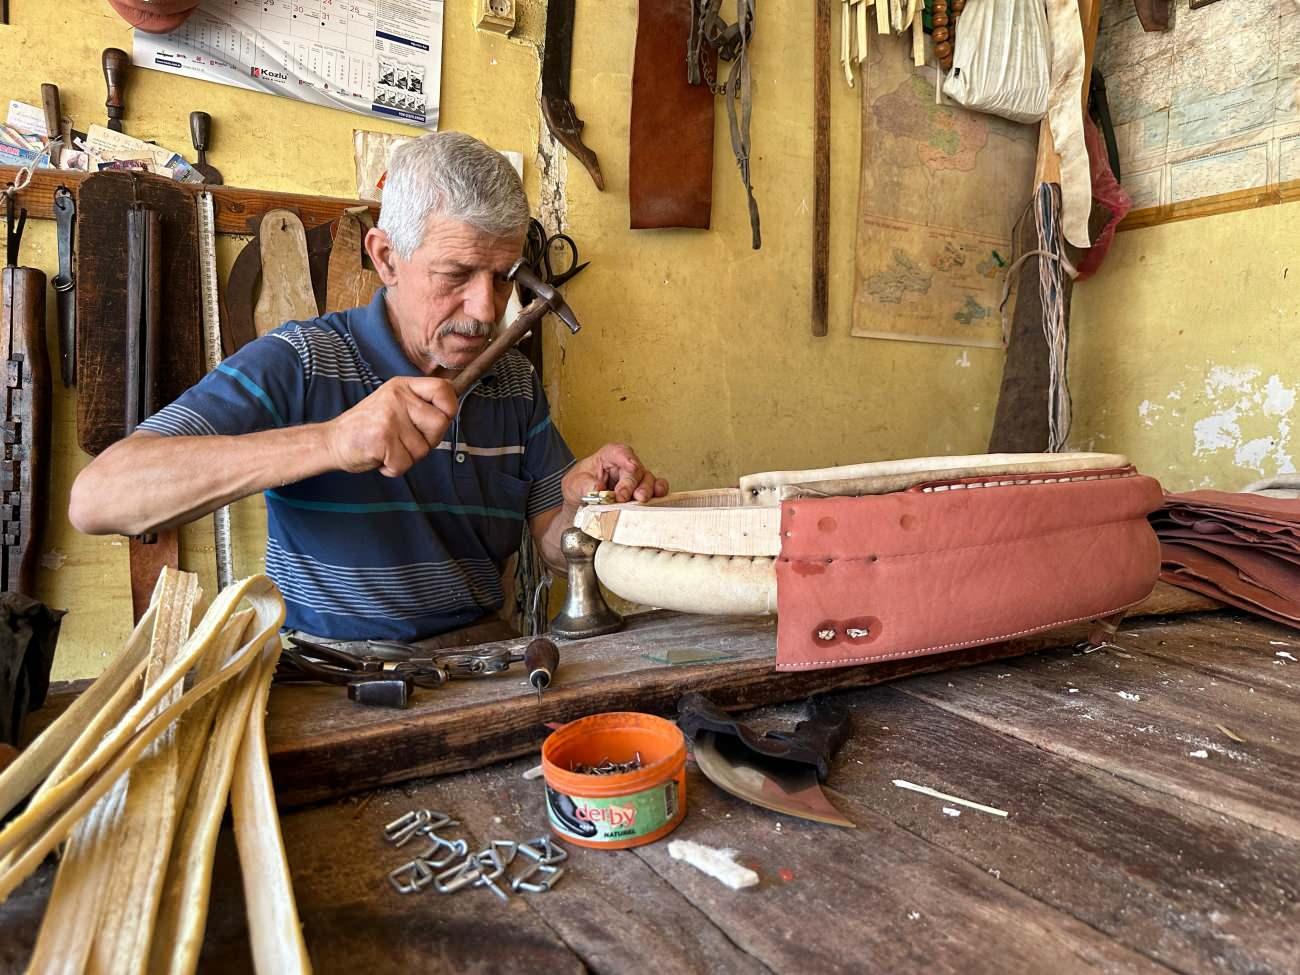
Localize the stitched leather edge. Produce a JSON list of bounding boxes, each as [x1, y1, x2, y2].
[[772, 595, 1151, 671]]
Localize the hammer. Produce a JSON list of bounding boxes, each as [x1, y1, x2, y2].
[[449, 260, 581, 396]]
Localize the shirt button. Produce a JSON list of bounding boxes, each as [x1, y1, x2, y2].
[[455, 451, 466, 463]]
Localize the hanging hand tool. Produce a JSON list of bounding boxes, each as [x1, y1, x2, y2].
[[52, 187, 75, 388], [524, 637, 559, 702], [812, 0, 831, 337], [539, 0, 604, 190], [102, 48, 130, 133], [197, 191, 234, 587], [40, 85, 62, 167], [678, 692, 856, 827], [124, 201, 177, 621], [254, 210, 316, 337], [188, 111, 223, 184], [2, 187, 53, 597]]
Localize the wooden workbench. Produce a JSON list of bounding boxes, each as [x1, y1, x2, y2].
[[2, 609, 1297, 973]]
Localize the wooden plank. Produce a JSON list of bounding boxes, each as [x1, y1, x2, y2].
[[75, 172, 204, 456], [811, 0, 830, 338], [0, 165, 378, 237], [254, 210, 317, 337], [265, 587, 1221, 807], [631, 767, 1169, 974], [827, 686, 1300, 974], [899, 628, 1300, 841], [1116, 613, 1299, 694], [1119, 178, 1300, 233], [429, 761, 771, 975]]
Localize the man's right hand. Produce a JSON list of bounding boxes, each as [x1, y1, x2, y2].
[[323, 377, 459, 478]]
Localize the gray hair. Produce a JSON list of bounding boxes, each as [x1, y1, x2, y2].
[[378, 132, 530, 259]]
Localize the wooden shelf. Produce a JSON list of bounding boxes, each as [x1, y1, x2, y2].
[[1, 166, 379, 236], [1119, 177, 1300, 233]]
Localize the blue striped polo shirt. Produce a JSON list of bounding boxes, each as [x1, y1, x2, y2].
[[138, 288, 575, 640]]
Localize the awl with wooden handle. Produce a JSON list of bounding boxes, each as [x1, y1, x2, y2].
[[189, 111, 223, 184], [102, 48, 130, 133], [40, 84, 62, 165], [525, 637, 560, 702]]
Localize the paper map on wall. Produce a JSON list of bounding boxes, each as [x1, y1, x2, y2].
[[851, 32, 1037, 348], [1095, 0, 1298, 210], [132, 0, 442, 129]]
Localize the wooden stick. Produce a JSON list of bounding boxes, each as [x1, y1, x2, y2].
[[813, 0, 832, 338], [152, 613, 263, 975], [91, 568, 199, 973], [0, 576, 285, 902], [231, 641, 312, 974]]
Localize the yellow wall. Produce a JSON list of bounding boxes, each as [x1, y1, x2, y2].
[[9, 1, 1283, 680], [1071, 203, 1299, 492]]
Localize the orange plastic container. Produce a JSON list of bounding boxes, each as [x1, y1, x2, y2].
[[540, 712, 687, 850]]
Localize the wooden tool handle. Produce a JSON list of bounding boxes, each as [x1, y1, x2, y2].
[[102, 48, 129, 129], [40, 84, 61, 144], [189, 111, 211, 153], [524, 637, 559, 691], [449, 297, 548, 396]]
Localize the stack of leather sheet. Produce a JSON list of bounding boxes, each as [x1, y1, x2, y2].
[[1152, 486, 1300, 629]]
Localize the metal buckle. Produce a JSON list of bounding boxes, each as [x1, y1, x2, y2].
[[389, 858, 435, 894]]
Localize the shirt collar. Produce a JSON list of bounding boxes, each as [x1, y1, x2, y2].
[[347, 288, 500, 386]]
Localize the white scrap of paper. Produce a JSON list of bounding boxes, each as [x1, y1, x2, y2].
[[1189, 750, 1209, 759], [668, 840, 759, 890], [1276, 651, 1297, 662], [892, 779, 1008, 818], [6, 100, 48, 137], [942, 807, 961, 817], [1118, 691, 1141, 702]]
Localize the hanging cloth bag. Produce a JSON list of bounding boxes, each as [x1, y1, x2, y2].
[[941, 0, 1051, 124]]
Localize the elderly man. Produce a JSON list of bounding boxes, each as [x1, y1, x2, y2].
[[70, 132, 667, 642]]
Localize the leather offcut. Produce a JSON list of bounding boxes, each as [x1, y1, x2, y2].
[[775, 470, 1164, 671], [629, 0, 715, 230]]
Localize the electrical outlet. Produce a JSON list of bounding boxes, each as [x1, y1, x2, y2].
[[476, 0, 516, 35]]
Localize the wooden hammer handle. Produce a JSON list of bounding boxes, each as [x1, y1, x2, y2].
[[449, 297, 548, 396]]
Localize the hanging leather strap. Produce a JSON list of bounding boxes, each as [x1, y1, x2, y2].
[[629, 0, 715, 229]]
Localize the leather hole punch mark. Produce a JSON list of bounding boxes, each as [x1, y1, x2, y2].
[[812, 617, 879, 647], [817, 516, 837, 532], [844, 616, 879, 644], [900, 514, 918, 530]]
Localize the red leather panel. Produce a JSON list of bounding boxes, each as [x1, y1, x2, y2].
[[776, 473, 1164, 671]]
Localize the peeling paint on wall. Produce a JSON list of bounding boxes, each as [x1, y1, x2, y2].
[[1188, 367, 1296, 476]]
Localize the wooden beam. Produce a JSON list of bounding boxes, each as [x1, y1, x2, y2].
[[0, 166, 378, 236], [811, 0, 831, 338], [1119, 177, 1300, 232], [259, 583, 1216, 807]]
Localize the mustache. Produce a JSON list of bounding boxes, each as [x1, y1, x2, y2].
[[438, 319, 494, 339]]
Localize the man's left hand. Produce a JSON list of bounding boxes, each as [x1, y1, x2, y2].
[[562, 443, 668, 506]]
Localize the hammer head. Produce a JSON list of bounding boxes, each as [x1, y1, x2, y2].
[[509, 259, 582, 334]]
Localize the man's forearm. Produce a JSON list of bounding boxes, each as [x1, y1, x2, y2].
[[536, 502, 579, 573], [69, 425, 340, 536]]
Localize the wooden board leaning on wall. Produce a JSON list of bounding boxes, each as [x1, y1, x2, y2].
[[0, 166, 379, 236]]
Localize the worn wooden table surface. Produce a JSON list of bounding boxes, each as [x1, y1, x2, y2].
[[3, 610, 1297, 973]]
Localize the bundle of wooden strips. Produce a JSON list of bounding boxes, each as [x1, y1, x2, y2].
[[0, 569, 311, 974]]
